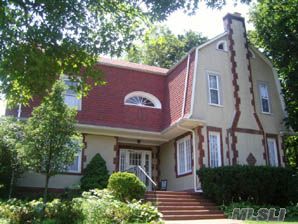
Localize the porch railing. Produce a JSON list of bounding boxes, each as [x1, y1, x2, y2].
[[125, 165, 157, 191]]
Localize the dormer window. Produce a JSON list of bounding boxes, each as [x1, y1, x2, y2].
[[216, 41, 227, 51], [124, 91, 161, 109]]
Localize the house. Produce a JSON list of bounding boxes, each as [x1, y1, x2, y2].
[[7, 13, 286, 192]]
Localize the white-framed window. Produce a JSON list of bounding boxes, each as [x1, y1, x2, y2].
[[176, 135, 192, 176], [66, 151, 82, 173], [259, 82, 270, 113], [208, 73, 221, 105], [208, 131, 222, 168], [124, 91, 161, 109], [267, 138, 278, 167], [63, 78, 82, 110], [216, 40, 227, 51]]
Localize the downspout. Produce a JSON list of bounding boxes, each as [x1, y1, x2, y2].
[[177, 124, 198, 192], [181, 54, 191, 117]]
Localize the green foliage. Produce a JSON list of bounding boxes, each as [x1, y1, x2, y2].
[[0, 198, 83, 224], [77, 189, 161, 224], [126, 26, 207, 68], [23, 81, 82, 202], [107, 172, 146, 202], [0, 117, 25, 198], [249, 0, 298, 156], [80, 153, 109, 191], [284, 135, 298, 168], [197, 166, 298, 205]]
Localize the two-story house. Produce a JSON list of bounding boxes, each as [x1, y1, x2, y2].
[[9, 13, 286, 192]]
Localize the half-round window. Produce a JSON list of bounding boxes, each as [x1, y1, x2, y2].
[[124, 91, 162, 109], [216, 40, 227, 51]]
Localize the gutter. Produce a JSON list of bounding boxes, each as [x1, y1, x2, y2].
[[177, 124, 199, 192], [181, 54, 191, 117]]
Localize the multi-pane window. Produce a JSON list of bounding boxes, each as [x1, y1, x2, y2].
[[176, 136, 192, 175], [208, 73, 221, 105], [66, 151, 82, 173], [267, 138, 278, 167], [208, 132, 221, 168], [64, 78, 82, 110], [126, 96, 155, 108], [259, 83, 270, 113], [129, 152, 142, 166]]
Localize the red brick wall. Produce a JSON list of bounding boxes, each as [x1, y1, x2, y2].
[[7, 60, 191, 132]]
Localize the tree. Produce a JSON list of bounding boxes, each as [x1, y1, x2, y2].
[[249, 0, 298, 167], [0, 117, 25, 198], [24, 80, 82, 203], [126, 26, 207, 68], [80, 153, 109, 191], [0, 0, 250, 107]]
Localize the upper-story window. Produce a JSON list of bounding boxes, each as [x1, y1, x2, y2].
[[124, 91, 161, 109], [207, 72, 221, 105], [216, 40, 227, 51], [63, 78, 82, 111], [259, 82, 270, 113]]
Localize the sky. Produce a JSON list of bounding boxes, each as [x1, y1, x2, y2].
[[0, 1, 253, 116]]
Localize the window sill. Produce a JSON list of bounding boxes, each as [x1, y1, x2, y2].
[[261, 111, 272, 115], [176, 171, 192, 178], [60, 171, 82, 176], [124, 103, 161, 109], [209, 103, 223, 108]]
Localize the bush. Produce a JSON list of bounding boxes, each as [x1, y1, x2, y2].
[[80, 153, 109, 191], [197, 165, 298, 205], [0, 198, 83, 224], [77, 189, 162, 224], [107, 172, 146, 202]]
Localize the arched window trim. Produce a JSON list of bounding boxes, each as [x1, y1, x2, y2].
[[124, 91, 162, 109], [216, 40, 227, 51]]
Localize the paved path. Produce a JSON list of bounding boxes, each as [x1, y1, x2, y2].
[[165, 219, 244, 224]]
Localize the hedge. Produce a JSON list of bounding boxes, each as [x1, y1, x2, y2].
[[197, 165, 298, 206]]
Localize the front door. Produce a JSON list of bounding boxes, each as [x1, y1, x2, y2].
[[119, 149, 152, 189]]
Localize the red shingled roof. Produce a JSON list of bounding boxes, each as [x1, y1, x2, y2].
[[98, 57, 168, 75]]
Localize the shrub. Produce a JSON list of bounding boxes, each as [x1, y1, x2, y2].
[[197, 165, 298, 205], [0, 198, 83, 224], [80, 153, 109, 191], [78, 189, 161, 224], [107, 172, 146, 201]]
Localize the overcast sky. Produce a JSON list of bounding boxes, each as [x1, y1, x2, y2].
[[0, 1, 253, 116]]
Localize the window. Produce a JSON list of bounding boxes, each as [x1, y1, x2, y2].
[[267, 138, 278, 167], [208, 132, 222, 168], [176, 135, 192, 176], [64, 78, 82, 110], [124, 91, 161, 109], [216, 41, 227, 51], [208, 73, 221, 105], [66, 151, 82, 173], [259, 83, 270, 113]]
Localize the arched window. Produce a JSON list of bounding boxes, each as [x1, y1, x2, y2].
[[124, 91, 162, 109], [216, 40, 227, 51]]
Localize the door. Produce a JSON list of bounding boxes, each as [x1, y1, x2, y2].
[[119, 149, 152, 189]]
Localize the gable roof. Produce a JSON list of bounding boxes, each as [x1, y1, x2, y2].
[[98, 57, 168, 76]]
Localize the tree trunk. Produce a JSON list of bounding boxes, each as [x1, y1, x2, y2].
[[43, 174, 50, 204], [8, 169, 15, 199]]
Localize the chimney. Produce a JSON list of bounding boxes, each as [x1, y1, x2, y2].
[[223, 12, 262, 135]]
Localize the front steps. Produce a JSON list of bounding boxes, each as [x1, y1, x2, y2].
[[145, 191, 225, 221]]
